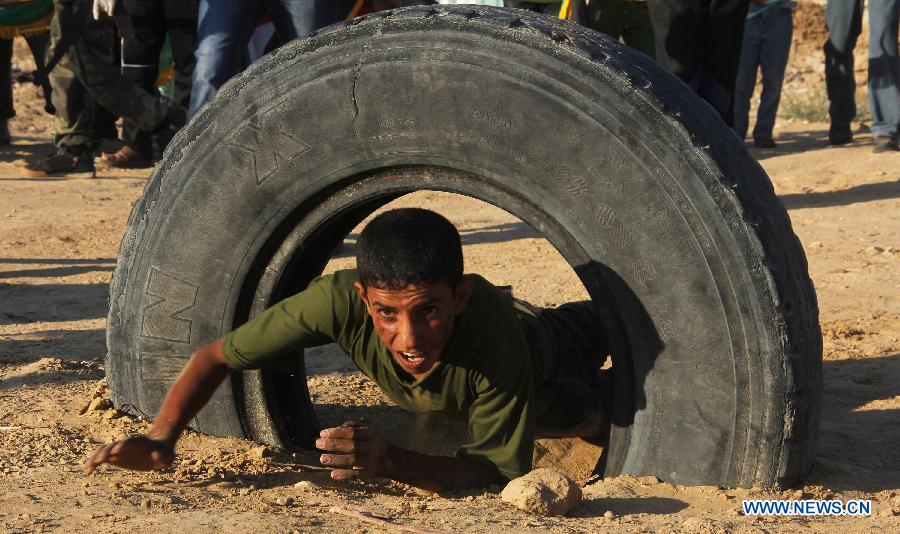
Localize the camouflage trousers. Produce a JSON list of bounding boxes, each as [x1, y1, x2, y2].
[[48, 0, 169, 149]]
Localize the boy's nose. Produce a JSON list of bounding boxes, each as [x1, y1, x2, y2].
[[397, 317, 426, 350]]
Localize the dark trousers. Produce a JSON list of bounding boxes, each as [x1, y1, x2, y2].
[[587, 0, 656, 59], [121, 0, 198, 160], [49, 0, 170, 150], [0, 32, 53, 119], [825, 0, 900, 137], [647, 0, 750, 126], [733, 7, 793, 141], [189, 0, 337, 117]]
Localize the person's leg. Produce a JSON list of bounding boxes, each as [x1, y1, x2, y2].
[[647, 0, 705, 94], [824, 0, 863, 143], [47, 2, 94, 153], [68, 4, 173, 132], [24, 31, 55, 115], [189, 0, 260, 116], [751, 7, 793, 144], [120, 0, 166, 163], [0, 37, 14, 145], [867, 0, 900, 150], [732, 15, 762, 142], [702, 0, 750, 127], [164, 0, 199, 110], [622, 0, 657, 60], [588, 0, 627, 43], [264, 0, 337, 41]]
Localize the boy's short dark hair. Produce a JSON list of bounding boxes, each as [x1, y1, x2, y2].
[[356, 208, 463, 290]]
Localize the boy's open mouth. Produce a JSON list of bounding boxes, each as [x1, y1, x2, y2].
[[399, 351, 425, 364]]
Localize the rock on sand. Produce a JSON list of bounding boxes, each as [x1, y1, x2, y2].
[[500, 468, 582, 516]]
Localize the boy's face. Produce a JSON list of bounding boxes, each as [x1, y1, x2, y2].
[[354, 279, 473, 379]]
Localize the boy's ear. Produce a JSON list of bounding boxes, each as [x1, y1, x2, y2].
[[353, 282, 370, 308], [453, 278, 474, 314]]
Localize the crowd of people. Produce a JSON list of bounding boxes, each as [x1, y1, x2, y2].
[[0, 0, 897, 178]]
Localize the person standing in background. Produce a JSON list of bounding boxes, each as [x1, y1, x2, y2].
[[189, 0, 337, 118], [824, 0, 899, 151], [100, 0, 198, 168], [0, 0, 55, 145], [732, 0, 795, 148], [647, 0, 751, 126], [20, 0, 185, 178]]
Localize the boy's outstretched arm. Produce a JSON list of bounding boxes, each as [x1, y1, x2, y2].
[[317, 422, 506, 493], [83, 339, 232, 474]]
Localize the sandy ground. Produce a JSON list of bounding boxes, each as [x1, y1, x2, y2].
[[1, 5, 899, 532]]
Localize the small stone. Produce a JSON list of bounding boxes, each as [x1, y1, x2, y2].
[[865, 246, 884, 255], [276, 497, 294, 507], [810, 241, 823, 248], [500, 468, 582, 516], [239, 488, 252, 496], [140, 499, 151, 509], [221, 471, 235, 482], [293, 481, 316, 491], [250, 446, 272, 459], [884, 247, 895, 257], [878, 507, 895, 518], [603, 510, 614, 519]]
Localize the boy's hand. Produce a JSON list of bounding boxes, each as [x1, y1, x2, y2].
[[316, 421, 389, 480], [83, 435, 175, 475]]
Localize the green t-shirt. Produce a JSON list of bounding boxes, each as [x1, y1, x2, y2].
[[222, 269, 539, 480]]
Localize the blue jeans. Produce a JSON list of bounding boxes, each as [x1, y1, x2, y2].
[[825, 0, 900, 138], [732, 7, 793, 141], [189, 0, 336, 117]]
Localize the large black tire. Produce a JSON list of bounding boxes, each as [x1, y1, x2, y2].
[[106, 6, 822, 488]]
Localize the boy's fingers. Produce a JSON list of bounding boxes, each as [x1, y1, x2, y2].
[[319, 425, 371, 440], [319, 453, 358, 468], [150, 448, 174, 468], [83, 443, 115, 473], [110, 440, 128, 455], [315, 437, 370, 453], [329, 468, 360, 480]]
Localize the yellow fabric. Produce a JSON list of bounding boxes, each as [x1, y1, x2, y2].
[[558, 0, 572, 20], [347, 0, 364, 19]]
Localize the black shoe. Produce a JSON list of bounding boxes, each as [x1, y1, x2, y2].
[[872, 135, 900, 153], [754, 137, 777, 149], [828, 125, 853, 145], [0, 119, 10, 146], [21, 148, 95, 178]]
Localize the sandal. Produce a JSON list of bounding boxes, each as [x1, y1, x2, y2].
[[100, 145, 153, 169]]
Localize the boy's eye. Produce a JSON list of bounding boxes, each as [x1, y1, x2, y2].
[[378, 308, 396, 319], [422, 306, 439, 317]]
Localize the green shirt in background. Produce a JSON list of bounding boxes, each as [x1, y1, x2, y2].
[[222, 269, 538, 480]]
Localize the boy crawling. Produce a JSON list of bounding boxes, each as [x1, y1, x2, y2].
[[85, 208, 612, 492]]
